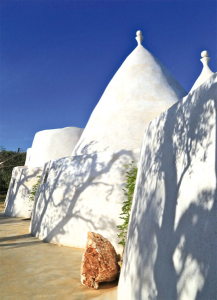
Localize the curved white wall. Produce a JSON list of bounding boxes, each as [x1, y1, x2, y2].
[[28, 127, 83, 168]]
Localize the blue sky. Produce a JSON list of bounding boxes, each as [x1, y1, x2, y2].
[[0, 0, 216, 152]]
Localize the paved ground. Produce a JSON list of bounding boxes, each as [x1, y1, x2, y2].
[[0, 206, 118, 300]]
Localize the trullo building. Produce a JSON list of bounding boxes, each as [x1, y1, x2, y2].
[[4, 127, 83, 218], [30, 31, 187, 253], [118, 52, 216, 300]]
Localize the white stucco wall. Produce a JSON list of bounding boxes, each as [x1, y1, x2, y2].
[[30, 149, 140, 253], [4, 166, 43, 218], [4, 126, 83, 218], [28, 127, 83, 168], [72, 44, 187, 156], [118, 73, 217, 300], [25, 148, 32, 166]]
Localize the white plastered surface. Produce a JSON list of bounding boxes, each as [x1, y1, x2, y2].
[[4, 166, 43, 218], [118, 74, 217, 300], [73, 45, 187, 156], [30, 149, 140, 253], [28, 127, 83, 168]]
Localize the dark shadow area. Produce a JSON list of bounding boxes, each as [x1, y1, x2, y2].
[[98, 278, 119, 289], [122, 75, 217, 300], [0, 213, 25, 224], [0, 233, 31, 243], [0, 240, 42, 249]]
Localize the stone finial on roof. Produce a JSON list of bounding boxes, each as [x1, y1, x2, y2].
[[200, 50, 213, 72], [135, 30, 144, 45], [190, 50, 214, 92], [201, 50, 209, 58]]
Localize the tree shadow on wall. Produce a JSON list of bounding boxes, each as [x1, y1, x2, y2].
[[123, 78, 217, 300], [30, 145, 139, 250], [4, 167, 42, 217]]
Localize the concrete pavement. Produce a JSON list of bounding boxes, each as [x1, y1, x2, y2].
[[0, 206, 118, 300]]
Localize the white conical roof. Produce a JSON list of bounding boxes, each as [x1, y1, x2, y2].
[[73, 31, 187, 156], [190, 50, 215, 92]]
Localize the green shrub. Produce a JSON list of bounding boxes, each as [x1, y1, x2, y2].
[[0, 146, 26, 194], [29, 176, 41, 201], [117, 161, 138, 248]]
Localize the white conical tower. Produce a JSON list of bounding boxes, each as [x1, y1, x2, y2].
[[190, 50, 214, 92], [73, 30, 187, 156]]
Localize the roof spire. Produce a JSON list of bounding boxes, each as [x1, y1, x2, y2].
[[190, 50, 214, 92], [135, 30, 143, 46], [200, 50, 213, 72]]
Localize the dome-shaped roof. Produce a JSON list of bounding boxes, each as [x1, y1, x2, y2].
[[73, 31, 187, 156], [28, 127, 83, 167]]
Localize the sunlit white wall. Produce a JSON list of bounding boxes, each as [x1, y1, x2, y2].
[[118, 73, 217, 300], [28, 127, 83, 167]]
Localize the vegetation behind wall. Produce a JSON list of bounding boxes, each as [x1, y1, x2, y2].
[[29, 176, 41, 202], [0, 146, 26, 195], [117, 161, 138, 248]]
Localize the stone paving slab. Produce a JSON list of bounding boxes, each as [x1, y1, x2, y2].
[[0, 208, 118, 300]]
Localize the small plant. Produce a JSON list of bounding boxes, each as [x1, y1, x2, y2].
[[117, 161, 138, 248], [29, 176, 41, 201]]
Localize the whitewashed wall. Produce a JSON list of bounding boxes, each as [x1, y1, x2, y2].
[[4, 126, 83, 218], [30, 149, 140, 253], [118, 73, 217, 300], [25, 148, 32, 166], [4, 166, 43, 218]]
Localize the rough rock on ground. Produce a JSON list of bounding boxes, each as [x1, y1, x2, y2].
[[81, 231, 120, 289], [0, 214, 118, 299]]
